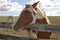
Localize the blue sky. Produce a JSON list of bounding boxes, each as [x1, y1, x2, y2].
[[0, 0, 60, 16], [11, 0, 31, 5]]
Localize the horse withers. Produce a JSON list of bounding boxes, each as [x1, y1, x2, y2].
[[13, 1, 51, 39]]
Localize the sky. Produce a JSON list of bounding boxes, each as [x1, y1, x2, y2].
[[0, 0, 60, 16]]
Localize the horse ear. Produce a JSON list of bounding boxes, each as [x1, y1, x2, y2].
[[32, 1, 39, 8], [25, 4, 30, 7], [25, 4, 28, 7]]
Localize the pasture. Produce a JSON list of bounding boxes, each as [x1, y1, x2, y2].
[[48, 16, 60, 25], [0, 16, 60, 24], [0, 16, 17, 22], [0, 16, 60, 40]]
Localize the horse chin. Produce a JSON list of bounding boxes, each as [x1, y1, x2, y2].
[[14, 26, 22, 31], [14, 26, 26, 31]]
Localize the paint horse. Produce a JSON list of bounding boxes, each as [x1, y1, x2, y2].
[[13, 1, 51, 39]]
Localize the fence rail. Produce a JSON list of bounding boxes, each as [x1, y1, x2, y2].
[[0, 22, 60, 32], [0, 23, 60, 40], [0, 34, 38, 40], [25, 24, 60, 33]]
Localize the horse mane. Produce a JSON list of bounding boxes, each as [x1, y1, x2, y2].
[[39, 8, 50, 24]]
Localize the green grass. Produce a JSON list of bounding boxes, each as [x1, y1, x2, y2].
[[48, 16, 60, 25], [0, 16, 60, 24], [0, 16, 18, 22]]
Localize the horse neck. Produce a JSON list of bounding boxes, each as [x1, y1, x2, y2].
[[33, 8, 45, 19], [38, 8, 50, 24], [30, 8, 44, 24], [31, 7, 50, 24]]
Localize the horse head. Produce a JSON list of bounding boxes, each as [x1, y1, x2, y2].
[[13, 1, 39, 31]]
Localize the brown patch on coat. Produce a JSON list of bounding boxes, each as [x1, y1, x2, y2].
[[36, 18, 48, 24]]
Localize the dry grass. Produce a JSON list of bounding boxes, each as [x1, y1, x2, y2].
[[0, 28, 37, 38], [0, 28, 28, 37], [48, 16, 60, 25], [0, 16, 60, 24], [0, 16, 17, 22], [0, 26, 60, 40], [0, 28, 60, 40]]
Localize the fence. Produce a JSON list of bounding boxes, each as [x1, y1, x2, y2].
[[0, 23, 60, 40]]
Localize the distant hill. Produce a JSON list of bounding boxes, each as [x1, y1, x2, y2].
[[0, 16, 60, 25]]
